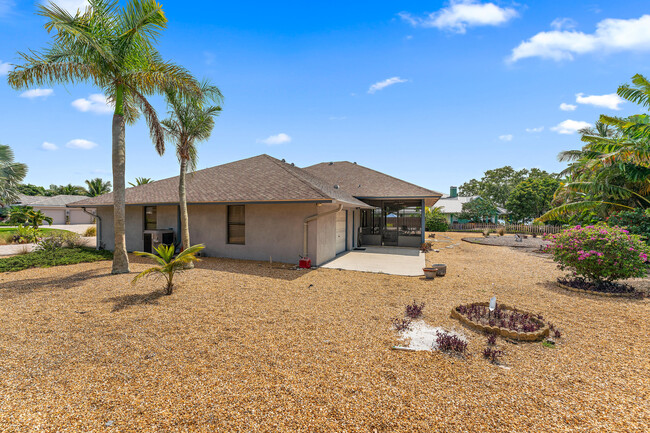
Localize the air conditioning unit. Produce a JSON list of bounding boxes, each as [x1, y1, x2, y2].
[[143, 229, 175, 253]]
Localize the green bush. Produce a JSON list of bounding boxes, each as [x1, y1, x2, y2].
[[545, 223, 650, 282], [425, 208, 448, 232], [83, 226, 97, 237], [0, 247, 113, 272], [607, 208, 650, 242]]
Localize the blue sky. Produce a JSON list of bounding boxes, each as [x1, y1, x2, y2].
[[1, 1, 650, 194]]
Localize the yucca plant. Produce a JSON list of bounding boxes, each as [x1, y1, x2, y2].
[[132, 243, 204, 295]]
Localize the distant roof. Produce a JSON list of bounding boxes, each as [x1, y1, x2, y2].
[[15, 194, 89, 207], [69, 155, 371, 208], [434, 195, 507, 214], [303, 161, 442, 205]]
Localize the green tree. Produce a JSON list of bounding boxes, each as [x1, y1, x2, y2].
[[162, 80, 222, 254], [506, 176, 561, 222], [459, 166, 536, 208], [540, 75, 650, 222], [459, 198, 498, 223], [17, 184, 46, 196], [7, 1, 199, 274], [128, 177, 152, 187], [85, 178, 112, 196], [0, 145, 28, 205], [425, 207, 448, 231], [10, 208, 53, 230], [48, 184, 87, 196]]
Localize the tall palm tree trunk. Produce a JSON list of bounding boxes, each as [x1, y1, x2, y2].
[[111, 87, 130, 274], [178, 157, 193, 268]]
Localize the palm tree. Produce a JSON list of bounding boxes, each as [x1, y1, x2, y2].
[[128, 177, 152, 187], [133, 243, 204, 295], [85, 178, 112, 196], [0, 144, 28, 206], [162, 80, 222, 255], [7, 1, 199, 274]]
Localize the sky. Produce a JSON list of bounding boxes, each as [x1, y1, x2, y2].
[[1, 1, 650, 194]]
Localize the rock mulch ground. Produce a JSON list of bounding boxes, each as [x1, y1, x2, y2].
[[0, 232, 648, 432]]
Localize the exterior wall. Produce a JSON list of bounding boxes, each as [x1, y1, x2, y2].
[[315, 204, 339, 265], [69, 208, 95, 224], [97, 206, 144, 252], [157, 205, 178, 234], [187, 202, 321, 264]]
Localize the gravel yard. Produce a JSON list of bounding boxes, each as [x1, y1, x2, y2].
[[461, 233, 550, 250], [0, 232, 648, 432]]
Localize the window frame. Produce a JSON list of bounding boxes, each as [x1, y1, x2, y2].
[[227, 205, 246, 245], [144, 206, 157, 230]]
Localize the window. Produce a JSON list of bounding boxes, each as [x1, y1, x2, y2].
[[144, 206, 157, 230], [228, 205, 245, 244]]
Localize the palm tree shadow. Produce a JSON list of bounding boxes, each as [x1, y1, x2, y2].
[[104, 289, 167, 312]]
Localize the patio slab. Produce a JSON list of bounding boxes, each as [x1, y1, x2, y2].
[[320, 246, 424, 276]]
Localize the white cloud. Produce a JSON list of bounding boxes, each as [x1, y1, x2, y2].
[[257, 133, 291, 146], [560, 103, 577, 111], [498, 134, 513, 142], [0, 60, 10, 76], [20, 88, 54, 99], [42, 141, 58, 151], [400, 1, 517, 34], [66, 138, 98, 150], [368, 77, 408, 94], [575, 92, 624, 110], [45, 0, 89, 14], [71, 94, 113, 114], [551, 119, 591, 135], [510, 14, 650, 62], [550, 18, 577, 31], [525, 127, 544, 133], [0, 1, 15, 17]]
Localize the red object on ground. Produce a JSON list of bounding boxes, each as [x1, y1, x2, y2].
[[299, 257, 311, 269]]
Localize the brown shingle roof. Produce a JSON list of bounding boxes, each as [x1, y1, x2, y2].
[[68, 155, 370, 208], [303, 161, 442, 201]]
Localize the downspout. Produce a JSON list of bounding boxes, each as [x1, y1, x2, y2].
[[303, 204, 343, 258], [421, 199, 426, 245], [82, 207, 101, 249]]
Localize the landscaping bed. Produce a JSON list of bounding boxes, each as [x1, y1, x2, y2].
[[451, 302, 549, 341], [0, 247, 112, 272], [461, 234, 550, 249], [557, 277, 647, 298]]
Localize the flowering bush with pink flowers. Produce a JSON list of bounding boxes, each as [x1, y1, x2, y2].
[[545, 223, 650, 282]]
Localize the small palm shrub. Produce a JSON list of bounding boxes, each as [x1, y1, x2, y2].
[[83, 226, 97, 237], [545, 223, 650, 283], [133, 244, 205, 295]]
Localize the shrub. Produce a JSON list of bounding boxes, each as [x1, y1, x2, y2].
[[405, 301, 425, 319], [0, 247, 112, 272], [607, 208, 650, 242], [14, 226, 38, 243], [483, 347, 504, 364], [545, 223, 650, 282], [36, 232, 83, 252], [435, 331, 467, 355], [486, 333, 497, 345], [392, 317, 412, 332], [425, 209, 448, 232], [496, 227, 505, 236], [83, 226, 97, 237], [482, 229, 490, 237]]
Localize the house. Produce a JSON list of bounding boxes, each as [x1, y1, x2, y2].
[[14, 194, 96, 225], [69, 155, 441, 265], [433, 187, 507, 224]]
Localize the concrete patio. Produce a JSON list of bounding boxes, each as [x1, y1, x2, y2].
[[320, 246, 425, 276]]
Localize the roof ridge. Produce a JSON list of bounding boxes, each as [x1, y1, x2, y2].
[[262, 155, 332, 200]]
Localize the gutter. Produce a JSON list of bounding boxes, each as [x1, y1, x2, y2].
[[303, 204, 342, 258], [82, 207, 101, 249]]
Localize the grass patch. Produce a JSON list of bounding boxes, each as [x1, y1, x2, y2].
[[0, 247, 113, 272]]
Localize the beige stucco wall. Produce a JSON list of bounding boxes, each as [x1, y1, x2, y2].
[[96, 202, 360, 265]]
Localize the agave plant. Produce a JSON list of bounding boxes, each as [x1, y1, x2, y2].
[[132, 244, 204, 295]]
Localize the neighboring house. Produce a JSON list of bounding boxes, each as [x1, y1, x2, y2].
[[433, 187, 507, 224], [69, 155, 441, 265], [14, 194, 96, 225]]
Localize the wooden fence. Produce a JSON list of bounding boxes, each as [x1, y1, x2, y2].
[[449, 222, 563, 234]]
